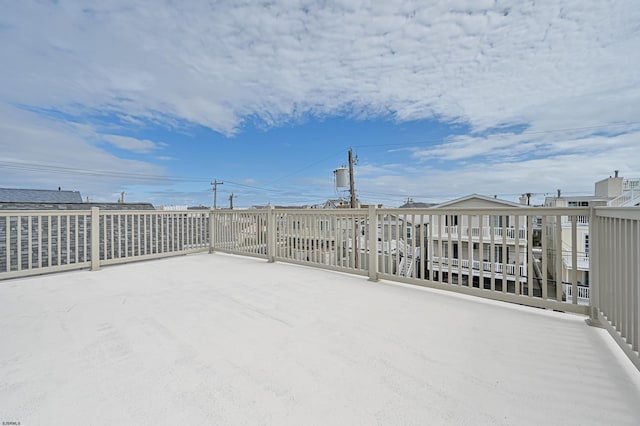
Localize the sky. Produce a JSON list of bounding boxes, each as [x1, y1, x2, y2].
[[1, 0, 639, 208]]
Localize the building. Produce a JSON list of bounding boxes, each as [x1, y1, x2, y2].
[[0, 187, 155, 211], [423, 194, 530, 292], [544, 172, 640, 304]]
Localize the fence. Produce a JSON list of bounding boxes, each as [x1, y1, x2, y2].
[[591, 207, 640, 370], [2, 205, 639, 369], [209, 206, 595, 315], [0, 208, 209, 279]]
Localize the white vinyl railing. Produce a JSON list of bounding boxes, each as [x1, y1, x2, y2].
[[435, 225, 527, 241], [431, 256, 527, 279], [609, 178, 640, 207], [208, 206, 594, 315], [591, 207, 640, 370], [0, 211, 92, 277], [0, 208, 209, 279], [562, 215, 590, 226], [563, 283, 590, 305], [3, 205, 639, 370]]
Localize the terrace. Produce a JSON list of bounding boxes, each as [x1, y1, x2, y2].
[[1, 206, 640, 424]]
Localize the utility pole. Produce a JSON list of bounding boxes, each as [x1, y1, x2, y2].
[[229, 193, 234, 210], [211, 180, 223, 209], [348, 147, 359, 268], [348, 147, 358, 208]]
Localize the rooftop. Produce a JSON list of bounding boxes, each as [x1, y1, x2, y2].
[[1, 252, 639, 425], [0, 187, 83, 203]]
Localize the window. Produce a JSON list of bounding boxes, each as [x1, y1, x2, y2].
[[406, 226, 412, 239], [495, 246, 510, 263], [443, 242, 458, 259], [445, 215, 458, 226], [568, 201, 589, 207], [584, 234, 589, 257], [493, 215, 510, 228]]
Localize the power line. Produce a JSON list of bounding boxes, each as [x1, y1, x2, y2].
[[0, 160, 209, 182]]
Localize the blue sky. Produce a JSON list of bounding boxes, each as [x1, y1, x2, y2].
[[1, 1, 639, 207]]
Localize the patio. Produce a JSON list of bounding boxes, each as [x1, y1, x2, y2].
[[1, 252, 639, 425]]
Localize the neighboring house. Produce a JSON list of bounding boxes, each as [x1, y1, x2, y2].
[[0, 187, 154, 210], [0, 187, 83, 208], [424, 194, 530, 292], [319, 199, 350, 209], [543, 172, 639, 304], [398, 198, 436, 209]]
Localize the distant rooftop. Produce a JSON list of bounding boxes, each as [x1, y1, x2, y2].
[[1, 253, 638, 424], [0, 187, 83, 203]]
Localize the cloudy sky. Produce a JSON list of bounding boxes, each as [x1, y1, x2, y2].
[[1, 0, 639, 207]]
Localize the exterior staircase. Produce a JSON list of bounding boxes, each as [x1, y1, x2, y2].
[[608, 178, 640, 207]]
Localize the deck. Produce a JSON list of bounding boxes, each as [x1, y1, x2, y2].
[[1, 252, 639, 425]]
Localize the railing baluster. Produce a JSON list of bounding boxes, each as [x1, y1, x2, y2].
[[541, 216, 548, 300], [527, 215, 533, 297], [501, 216, 507, 293], [27, 215, 32, 270]]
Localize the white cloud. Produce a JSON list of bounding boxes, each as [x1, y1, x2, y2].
[[1, 1, 638, 135], [102, 134, 161, 153], [0, 103, 168, 200], [1, 1, 639, 206], [411, 123, 640, 163], [357, 130, 640, 206]]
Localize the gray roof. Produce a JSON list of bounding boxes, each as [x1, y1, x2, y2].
[[398, 201, 436, 208], [0, 202, 155, 211], [0, 188, 83, 203]]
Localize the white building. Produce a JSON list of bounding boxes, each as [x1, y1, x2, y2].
[[544, 171, 640, 304], [425, 194, 530, 292]]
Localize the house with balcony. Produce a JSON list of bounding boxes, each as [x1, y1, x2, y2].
[[424, 194, 531, 292], [544, 172, 640, 304]]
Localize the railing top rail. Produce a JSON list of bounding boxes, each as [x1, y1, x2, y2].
[[594, 206, 640, 220], [0, 209, 93, 216], [376, 207, 591, 215], [0, 206, 604, 217], [270, 208, 368, 215], [1, 209, 214, 215]]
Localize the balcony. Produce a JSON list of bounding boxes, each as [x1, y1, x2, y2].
[[1, 206, 639, 423], [433, 225, 528, 242]]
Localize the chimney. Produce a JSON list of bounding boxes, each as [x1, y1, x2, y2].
[[519, 194, 528, 205], [557, 189, 561, 198], [614, 170, 619, 178]]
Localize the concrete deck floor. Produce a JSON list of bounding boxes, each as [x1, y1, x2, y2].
[[1, 253, 639, 425]]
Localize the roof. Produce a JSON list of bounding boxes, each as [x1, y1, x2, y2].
[[398, 200, 436, 208], [0, 187, 83, 203], [0, 202, 155, 211], [435, 193, 524, 208], [1, 253, 639, 424]]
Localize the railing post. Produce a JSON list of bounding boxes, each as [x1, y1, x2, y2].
[[209, 209, 215, 253], [267, 205, 276, 263], [588, 207, 602, 325], [90, 207, 100, 271], [368, 205, 378, 281]]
